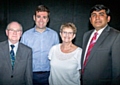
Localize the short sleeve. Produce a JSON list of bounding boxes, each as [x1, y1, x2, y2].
[[48, 45, 57, 60], [76, 48, 82, 70], [48, 47, 53, 60]]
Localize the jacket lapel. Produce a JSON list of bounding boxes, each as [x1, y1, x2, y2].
[[2, 41, 13, 71], [81, 30, 93, 65], [85, 26, 110, 66], [13, 43, 22, 72]]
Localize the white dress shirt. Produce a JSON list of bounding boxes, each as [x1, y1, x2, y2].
[[8, 40, 19, 56]]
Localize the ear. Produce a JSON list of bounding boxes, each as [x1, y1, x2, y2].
[[60, 32, 62, 36], [33, 15, 35, 21], [73, 34, 76, 39], [47, 17, 49, 23], [89, 17, 91, 22], [20, 31, 23, 36], [6, 30, 8, 36], [107, 16, 111, 22]]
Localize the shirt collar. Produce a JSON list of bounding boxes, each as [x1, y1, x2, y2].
[[33, 26, 50, 33], [93, 24, 108, 35], [8, 40, 19, 49]]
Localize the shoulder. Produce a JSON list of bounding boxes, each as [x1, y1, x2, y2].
[[72, 47, 82, 59], [105, 26, 120, 39], [49, 44, 60, 52], [0, 40, 7, 46], [46, 27, 58, 34], [19, 43, 32, 51], [104, 25, 119, 34], [22, 28, 34, 35], [83, 30, 94, 39], [110, 27, 120, 34], [74, 47, 82, 54], [77, 47, 82, 52], [51, 44, 60, 50], [84, 30, 93, 35]]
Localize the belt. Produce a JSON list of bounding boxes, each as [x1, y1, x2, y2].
[[33, 71, 50, 74]]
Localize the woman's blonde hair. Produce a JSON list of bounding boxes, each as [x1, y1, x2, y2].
[[60, 22, 77, 34]]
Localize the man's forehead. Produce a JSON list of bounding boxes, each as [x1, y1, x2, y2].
[[9, 23, 21, 29], [92, 10, 106, 13], [36, 11, 48, 14]]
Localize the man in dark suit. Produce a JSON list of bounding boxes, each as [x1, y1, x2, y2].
[[81, 4, 120, 85], [0, 21, 32, 85]]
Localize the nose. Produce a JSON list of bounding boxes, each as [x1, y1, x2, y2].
[[96, 15, 100, 20], [39, 18, 43, 21], [66, 33, 69, 36], [13, 31, 17, 34]]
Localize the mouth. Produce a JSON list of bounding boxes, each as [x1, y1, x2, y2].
[[95, 21, 102, 24], [95, 20, 101, 22], [12, 36, 17, 37], [39, 22, 44, 25]]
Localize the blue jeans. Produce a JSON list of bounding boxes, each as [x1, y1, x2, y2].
[[33, 71, 50, 85]]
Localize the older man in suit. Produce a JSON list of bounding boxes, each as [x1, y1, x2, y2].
[[81, 4, 120, 85], [0, 21, 32, 85]]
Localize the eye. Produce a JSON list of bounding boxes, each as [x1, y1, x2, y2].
[[91, 13, 96, 17], [43, 16, 48, 19], [36, 16, 40, 18], [69, 32, 73, 35], [99, 12, 105, 16], [8, 29, 21, 32], [62, 31, 67, 34]]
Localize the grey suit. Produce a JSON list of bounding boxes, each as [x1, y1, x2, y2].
[[0, 40, 32, 85], [81, 25, 120, 85]]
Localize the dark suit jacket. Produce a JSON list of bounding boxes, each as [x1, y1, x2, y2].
[[0, 40, 32, 85], [81, 25, 120, 85]]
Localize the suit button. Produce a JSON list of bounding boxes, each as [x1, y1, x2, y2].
[[11, 75, 13, 78]]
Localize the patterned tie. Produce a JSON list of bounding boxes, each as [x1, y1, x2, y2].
[[82, 32, 98, 73], [10, 45, 15, 70]]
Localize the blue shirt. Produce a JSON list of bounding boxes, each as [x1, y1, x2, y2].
[[20, 26, 59, 72]]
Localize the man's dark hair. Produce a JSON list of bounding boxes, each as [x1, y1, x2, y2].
[[34, 5, 50, 17], [90, 4, 111, 17]]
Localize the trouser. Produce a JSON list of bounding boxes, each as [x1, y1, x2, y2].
[[33, 71, 50, 85]]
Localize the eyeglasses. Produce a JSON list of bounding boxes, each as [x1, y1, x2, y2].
[[8, 29, 22, 33], [61, 31, 74, 35]]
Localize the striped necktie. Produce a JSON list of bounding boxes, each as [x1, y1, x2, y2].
[[10, 45, 15, 70], [82, 32, 98, 73]]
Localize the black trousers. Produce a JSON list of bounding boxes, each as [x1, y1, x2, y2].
[[33, 71, 50, 85]]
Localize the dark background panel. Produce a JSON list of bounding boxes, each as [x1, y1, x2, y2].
[[0, 0, 120, 47]]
